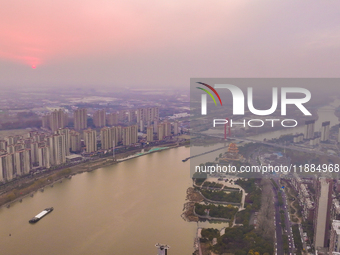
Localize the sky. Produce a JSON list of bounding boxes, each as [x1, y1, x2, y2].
[[1, 0, 340, 89]]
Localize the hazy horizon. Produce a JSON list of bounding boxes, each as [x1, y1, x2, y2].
[[1, 0, 340, 89]]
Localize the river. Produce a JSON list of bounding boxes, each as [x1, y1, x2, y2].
[[0, 146, 204, 255]]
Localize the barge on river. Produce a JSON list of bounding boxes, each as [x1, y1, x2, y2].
[[29, 207, 53, 223]]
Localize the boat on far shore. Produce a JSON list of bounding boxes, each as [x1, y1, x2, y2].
[[117, 147, 169, 162]]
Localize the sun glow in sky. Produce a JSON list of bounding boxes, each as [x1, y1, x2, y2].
[[1, 0, 340, 88]]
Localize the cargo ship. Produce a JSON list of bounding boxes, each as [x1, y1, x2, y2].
[[29, 207, 53, 223]]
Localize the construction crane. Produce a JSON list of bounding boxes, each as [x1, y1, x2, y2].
[[225, 118, 231, 139]]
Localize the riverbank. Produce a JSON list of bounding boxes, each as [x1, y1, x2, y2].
[[183, 177, 246, 225], [181, 187, 203, 222], [0, 142, 184, 208]]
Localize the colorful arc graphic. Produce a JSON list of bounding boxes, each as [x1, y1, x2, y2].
[[196, 87, 217, 105], [196, 82, 222, 106]]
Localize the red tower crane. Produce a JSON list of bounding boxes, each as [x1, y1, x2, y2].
[[224, 118, 231, 139]]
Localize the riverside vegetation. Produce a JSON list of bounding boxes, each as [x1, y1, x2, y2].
[[194, 178, 274, 255]]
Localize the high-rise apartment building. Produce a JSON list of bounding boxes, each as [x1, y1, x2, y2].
[[304, 120, 315, 140], [137, 107, 159, 123], [0, 153, 14, 182], [74, 108, 87, 130], [164, 121, 171, 137], [28, 132, 45, 143], [5, 135, 23, 146], [147, 126, 154, 142], [328, 220, 340, 255], [139, 119, 144, 132], [153, 119, 159, 132], [111, 126, 122, 146], [131, 125, 138, 144], [42, 115, 50, 129], [43, 109, 68, 132], [31, 142, 39, 166], [50, 109, 68, 132], [14, 143, 24, 152], [136, 108, 145, 123], [46, 134, 67, 166], [329, 220, 340, 255], [84, 129, 97, 153], [314, 177, 333, 249], [100, 127, 112, 150], [122, 126, 131, 146], [23, 138, 32, 149], [93, 109, 106, 128], [53, 134, 67, 165], [0, 140, 7, 150], [321, 121, 330, 142], [14, 149, 31, 176], [158, 123, 165, 140], [118, 110, 126, 122], [70, 131, 82, 152], [127, 110, 136, 123], [121, 125, 138, 146], [107, 112, 118, 126], [0, 154, 4, 182], [173, 121, 180, 135], [7, 145, 15, 154], [57, 128, 71, 156], [38, 145, 50, 168]]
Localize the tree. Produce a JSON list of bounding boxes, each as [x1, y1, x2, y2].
[[247, 249, 255, 255]]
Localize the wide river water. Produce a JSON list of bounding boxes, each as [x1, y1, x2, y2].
[[0, 146, 198, 255]]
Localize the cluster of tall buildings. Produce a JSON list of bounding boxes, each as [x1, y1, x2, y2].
[[0, 106, 181, 182], [0, 129, 73, 183], [42, 107, 161, 132], [304, 120, 330, 142], [0, 121, 145, 182], [145, 120, 180, 142], [74, 108, 87, 130], [294, 120, 333, 145], [42, 109, 68, 132], [93, 107, 159, 130], [99, 125, 138, 151], [93, 109, 106, 128], [289, 175, 340, 254], [137, 107, 159, 132], [137, 107, 159, 123]]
